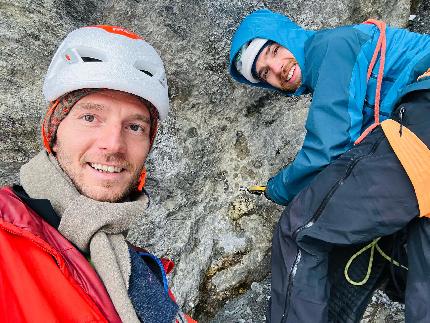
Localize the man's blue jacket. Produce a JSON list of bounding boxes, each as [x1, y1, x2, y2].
[[229, 9, 430, 205]]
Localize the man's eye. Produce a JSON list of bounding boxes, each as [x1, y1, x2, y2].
[[262, 68, 269, 80], [83, 114, 95, 122], [274, 45, 279, 55], [129, 124, 143, 132]]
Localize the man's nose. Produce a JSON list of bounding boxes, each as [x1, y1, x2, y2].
[[268, 60, 283, 75], [98, 124, 126, 153]]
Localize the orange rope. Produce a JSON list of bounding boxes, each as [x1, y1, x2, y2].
[[354, 20, 387, 145]]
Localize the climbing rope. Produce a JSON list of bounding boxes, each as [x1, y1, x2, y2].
[[354, 19, 387, 145]]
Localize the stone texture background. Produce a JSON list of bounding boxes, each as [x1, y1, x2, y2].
[[0, 0, 428, 321]]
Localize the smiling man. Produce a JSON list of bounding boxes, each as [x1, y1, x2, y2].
[[0, 26, 194, 323], [230, 10, 430, 205], [52, 90, 153, 202], [237, 39, 302, 92], [229, 9, 430, 323], [254, 41, 302, 92]]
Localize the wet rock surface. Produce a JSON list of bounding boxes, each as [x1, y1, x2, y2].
[[1, 0, 428, 322]]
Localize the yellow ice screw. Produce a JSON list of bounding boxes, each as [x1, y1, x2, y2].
[[246, 185, 267, 195]]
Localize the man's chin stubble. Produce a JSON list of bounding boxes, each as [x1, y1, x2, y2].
[[79, 184, 132, 202], [74, 166, 143, 202], [281, 81, 301, 92], [71, 174, 140, 202], [55, 144, 143, 202]]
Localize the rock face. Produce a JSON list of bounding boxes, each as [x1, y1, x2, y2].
[[0, 0, 427, 322]]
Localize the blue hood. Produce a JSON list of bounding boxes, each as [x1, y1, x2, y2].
[[229, 9, 315, 95]]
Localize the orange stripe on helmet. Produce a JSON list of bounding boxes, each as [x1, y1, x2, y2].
[[87, 25, 143, 40]]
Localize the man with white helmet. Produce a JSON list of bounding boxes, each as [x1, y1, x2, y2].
[[0, 25, 195, 323]]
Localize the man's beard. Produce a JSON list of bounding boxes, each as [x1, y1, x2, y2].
[[55, 143, 141, 202], [280, 58, 301, 92], [85, 153, 139, 202], [83, 166, 141, 202]]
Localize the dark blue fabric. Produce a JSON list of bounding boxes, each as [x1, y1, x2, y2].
[[128, 247, 178, 323], [229, 9, 430, 205], [137, 252, 169, 293], [400, 77, 430, 99]]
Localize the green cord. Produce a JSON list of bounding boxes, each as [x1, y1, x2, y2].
[[344, 237, 408, 286]]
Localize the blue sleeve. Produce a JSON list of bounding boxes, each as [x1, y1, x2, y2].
[[266, 28, 371, 205]]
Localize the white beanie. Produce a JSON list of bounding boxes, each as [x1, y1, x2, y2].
[[234, 38, 268, 83]]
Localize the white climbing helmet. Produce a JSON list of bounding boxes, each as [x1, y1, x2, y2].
[[43, 25, 169, 120]]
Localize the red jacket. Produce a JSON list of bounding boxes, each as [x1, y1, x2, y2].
[[0, 187, 121, 322]]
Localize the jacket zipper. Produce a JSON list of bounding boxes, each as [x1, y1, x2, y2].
[[281, 134, 384, 321], [398, 106, 405, 136]]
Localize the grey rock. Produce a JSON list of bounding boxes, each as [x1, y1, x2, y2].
[[0, 0, 426, 322], [409, 0, 430, 33], [362, 291, 405, 323], [210, 278, 271, 323]]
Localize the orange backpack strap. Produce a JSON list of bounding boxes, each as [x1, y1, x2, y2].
[[381, 119, 430, 218]]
